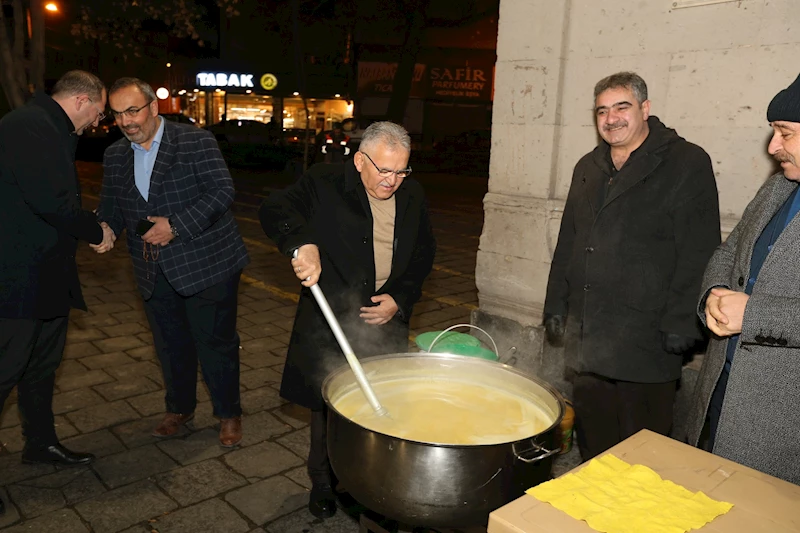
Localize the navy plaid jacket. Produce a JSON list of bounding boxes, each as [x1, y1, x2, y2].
[[98, 119, 249, 298]]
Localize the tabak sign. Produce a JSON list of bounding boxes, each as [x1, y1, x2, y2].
[[196, 72, 255, 88], [358, 61, 494, 101]]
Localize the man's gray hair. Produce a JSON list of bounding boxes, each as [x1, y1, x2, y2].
[[52, 70, 105, 101], [594, 72, 648, 105], [109, 77, 157, 102], [359, 121, 411, 153]]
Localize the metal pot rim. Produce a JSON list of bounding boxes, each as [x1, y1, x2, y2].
[[322, 352, 566, 448]]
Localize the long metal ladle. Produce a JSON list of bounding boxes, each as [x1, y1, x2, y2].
[[293, 249, 387, 416]]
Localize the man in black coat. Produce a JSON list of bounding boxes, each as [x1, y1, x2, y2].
[[543, 72, 721, 460], [0, 71, 114, 485], [259, 121, 436, 519], [95, 78, 250, 448]]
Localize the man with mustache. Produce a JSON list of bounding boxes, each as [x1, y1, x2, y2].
[[543, 72, 721, 460], [94, 77, 249, 447], [685, 73, 800, 484]]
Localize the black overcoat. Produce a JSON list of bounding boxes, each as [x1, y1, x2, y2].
[[259, 160, 436, 409], [0, 93, 103, 319], [544, 117, 721, 383]]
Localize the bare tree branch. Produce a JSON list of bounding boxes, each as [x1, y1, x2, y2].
[[29, 0, 45, 92], [71, 0, 242, 59], [0, 1, 26, 107], [386, 0, 429, 123], [0, 0, 243, 108], [12, 0, 27, 95]]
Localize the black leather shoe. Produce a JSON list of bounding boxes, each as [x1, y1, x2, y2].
[[21, 444, 95, 466], [308, 484, 336, 519]]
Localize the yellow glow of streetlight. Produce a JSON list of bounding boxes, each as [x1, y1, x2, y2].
[[45, 3, 58, 12], [166, 63, 172, 68]]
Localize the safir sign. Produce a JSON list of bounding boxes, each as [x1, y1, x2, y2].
[[357, 61, 494, 101], [196, 73, 255, 88]]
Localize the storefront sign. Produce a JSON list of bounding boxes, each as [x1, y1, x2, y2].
[[429, 67, 489, 99], [358, 62, 426, 98], [260, 73, 278, 91], [357, 61, 494, 101], [196, 72, 255, 88]]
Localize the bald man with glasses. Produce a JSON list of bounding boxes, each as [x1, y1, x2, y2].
[[259, 121, 436, 520]]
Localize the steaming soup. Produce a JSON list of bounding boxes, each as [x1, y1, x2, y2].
[[332, 378, 554, 445]]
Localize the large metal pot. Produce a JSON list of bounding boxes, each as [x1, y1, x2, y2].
[[322, 352, 565, 528]]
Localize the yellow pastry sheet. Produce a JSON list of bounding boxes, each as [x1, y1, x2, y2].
[[527, 454, 733, 533]]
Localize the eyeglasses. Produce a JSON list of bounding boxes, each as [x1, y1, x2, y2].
[[110, 100, 153, 119], [361, 151, 412, 179], [87, 98, 106, 121]]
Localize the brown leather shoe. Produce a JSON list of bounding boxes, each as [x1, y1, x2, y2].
[[219, 416, 243, 447], [152, 413, 194, 438]]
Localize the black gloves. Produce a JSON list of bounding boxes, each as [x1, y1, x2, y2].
[[543, 314, 566, 346], [661, 332, 696, 355]]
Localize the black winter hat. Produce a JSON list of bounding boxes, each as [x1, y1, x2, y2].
[[767, 73, 800, 123]]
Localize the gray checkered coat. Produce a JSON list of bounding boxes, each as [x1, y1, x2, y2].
[[98, 119, 249, 298], [686, 172, 800, 484]]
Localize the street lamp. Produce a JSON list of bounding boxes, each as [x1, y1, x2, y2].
[[45, 3, 58, 12]]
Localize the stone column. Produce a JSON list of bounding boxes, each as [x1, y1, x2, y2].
[[473, 1, 572, 390]]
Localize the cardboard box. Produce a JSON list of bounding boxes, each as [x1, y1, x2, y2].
[[488, 429, 800, 533]]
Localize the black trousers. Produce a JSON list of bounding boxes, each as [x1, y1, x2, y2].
[[308, 408, 333, 487], [142, 269, 242, 419], [572, 372, 677, 461], [0, 316, 69, 449]]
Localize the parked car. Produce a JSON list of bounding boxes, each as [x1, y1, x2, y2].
[[432, 129, 491, 175], [162, 113, 197, 126], [206, 119, 297, 168], [341, 117, 378, 152], [311, 122, 358, 165], [76, 115, 123, 161], [283, 127, 312, 147]]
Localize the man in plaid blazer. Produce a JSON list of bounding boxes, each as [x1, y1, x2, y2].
[[95, 78, 249, 447]]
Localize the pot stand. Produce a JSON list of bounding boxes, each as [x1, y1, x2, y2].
[[360, 514, 397, 533], [359, 514, 450, 533]]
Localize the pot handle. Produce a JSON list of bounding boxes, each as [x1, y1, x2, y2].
[[512, 439, 559, 464], [427, 323, 499, 357], [500, 346, 517, 365]]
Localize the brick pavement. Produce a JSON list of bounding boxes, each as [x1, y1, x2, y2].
[[0, 169, 577, 532]]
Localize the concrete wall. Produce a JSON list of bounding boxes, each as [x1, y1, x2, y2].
[[475, 0, 800, 381]]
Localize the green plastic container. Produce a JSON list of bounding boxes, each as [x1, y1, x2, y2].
[[415, 331, 480, 352], [415, 331, 498, 361], [441, 344, 499, 361]]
